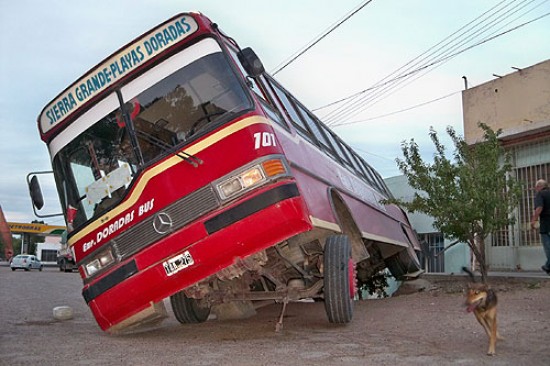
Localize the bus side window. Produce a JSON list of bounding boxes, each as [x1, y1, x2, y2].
[[259, 98, 285, 126], [359, 158, 378, 187], [355, 157, 373, 184], [331, 141, 373, 188], [339, 143, 361, 175], [268, 79, 315, 144], [346, 148, 368, 179], [326, 131, 354, 169], [373, 171, 392, 197], [294, 104, 337, 159]]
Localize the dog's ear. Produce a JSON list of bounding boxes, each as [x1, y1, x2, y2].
[[486, 288, 497, 304]]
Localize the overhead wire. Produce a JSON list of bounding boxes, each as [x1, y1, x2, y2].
[[338, 0, 550, 125], [318, 0, 518, 122], [320, 0, 529, 124], [322, 0, 545, 125], [317, 0, 550, 126], [342, 3, 550, 126], [350, 145, 396, 162], [271, 0, 375, 76], [338, 91, 461, 126], [317, 0, 512, 113], [327, 0, 550, 125], [334, 8, 550, 127]]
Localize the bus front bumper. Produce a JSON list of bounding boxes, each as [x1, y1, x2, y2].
[[83, 182, 312, 332]]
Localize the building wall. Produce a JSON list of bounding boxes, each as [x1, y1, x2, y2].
[[462, 58, 550, 144], [36, 237, 62, 264], [385, 176, 435, 233], [462, 58, 550, 271]]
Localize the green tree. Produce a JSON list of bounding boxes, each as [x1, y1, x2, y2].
[[385, 123, 521, 283], [12, 236, 22, 255], [0, 235, 21, 259], [0, 236, 8, 260]]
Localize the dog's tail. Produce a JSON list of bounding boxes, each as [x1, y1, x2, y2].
[[462, 266, 476, 282]]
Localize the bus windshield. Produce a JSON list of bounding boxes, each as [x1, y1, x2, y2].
[[52, 38, 252, 229]]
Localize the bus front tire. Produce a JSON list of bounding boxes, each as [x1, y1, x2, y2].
[[170, 291, 211, 324], [323, 234, 355, 324]]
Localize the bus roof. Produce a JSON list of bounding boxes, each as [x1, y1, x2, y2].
[[37, 12, 211, 142]]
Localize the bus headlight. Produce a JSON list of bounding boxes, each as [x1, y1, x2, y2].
[[217, 166, 265, 199], [84, 248, 115, 277], [215, 158, 289, 201]]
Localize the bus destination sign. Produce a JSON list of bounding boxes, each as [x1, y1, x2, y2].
[[39, 14, 199, 135]]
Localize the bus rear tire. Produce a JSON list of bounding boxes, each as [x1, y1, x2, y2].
[[323, 235, 355, 324], [170, 291, 211, 324]]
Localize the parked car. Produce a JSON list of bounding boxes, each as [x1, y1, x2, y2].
[[10, 255, 43, 271]]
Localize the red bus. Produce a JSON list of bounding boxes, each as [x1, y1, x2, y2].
[[30, 12, 422, 333]]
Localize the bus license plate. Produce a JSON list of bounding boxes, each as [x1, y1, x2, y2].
[[163, 251, 194, 276]]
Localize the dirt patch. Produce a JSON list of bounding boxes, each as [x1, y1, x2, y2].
[[2, 267, 550, 365], [386, 274, 550, 364]]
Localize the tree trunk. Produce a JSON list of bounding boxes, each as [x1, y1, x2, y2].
[[478, 236, 488, 283], [467, 238, 488, 284]]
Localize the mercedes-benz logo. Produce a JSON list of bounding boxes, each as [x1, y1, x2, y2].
[[153, 212, 173, 234]]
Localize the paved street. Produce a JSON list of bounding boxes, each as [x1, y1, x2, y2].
[[1, 264, 549, 366]]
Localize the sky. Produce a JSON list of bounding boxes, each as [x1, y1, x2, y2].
[[1, 0, 549, 225]]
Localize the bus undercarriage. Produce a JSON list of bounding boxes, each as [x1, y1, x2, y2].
[[163, 226, 420, 331]]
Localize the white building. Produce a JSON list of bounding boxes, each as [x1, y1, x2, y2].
[[36, 236, 62, 264]]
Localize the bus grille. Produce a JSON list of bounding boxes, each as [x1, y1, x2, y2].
[[111, 185, 219, 259]]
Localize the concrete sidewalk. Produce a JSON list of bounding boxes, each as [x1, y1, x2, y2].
[[486, 270, 550, 279], [424, 270, 550, 280]]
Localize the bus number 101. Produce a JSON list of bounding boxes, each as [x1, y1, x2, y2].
[[254, 132, 276, 149]]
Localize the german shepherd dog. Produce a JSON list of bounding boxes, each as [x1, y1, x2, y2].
[[462, 267, 502, 355]]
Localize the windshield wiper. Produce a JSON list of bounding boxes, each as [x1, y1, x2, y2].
[[116, 91, 202, 168], [117, 91, 145, 166], [135, 130, 203, 167]]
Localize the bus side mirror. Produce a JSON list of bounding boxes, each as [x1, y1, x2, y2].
[[26, 171, 62, 218], [29, 175, 44, 210], [238, 47, 265, 77]]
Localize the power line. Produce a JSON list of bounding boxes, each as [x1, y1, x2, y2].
[[271, 0, 375, 76], [316, 0, 512, 111], [335, 91, 461, 127], [321, 0, 526, 123], [350, 145, 396, 162], [328, 7, 550, 127], [326, 0, 550, 125], [323, 0, 542, 124], [318, 0, 550, 126]]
